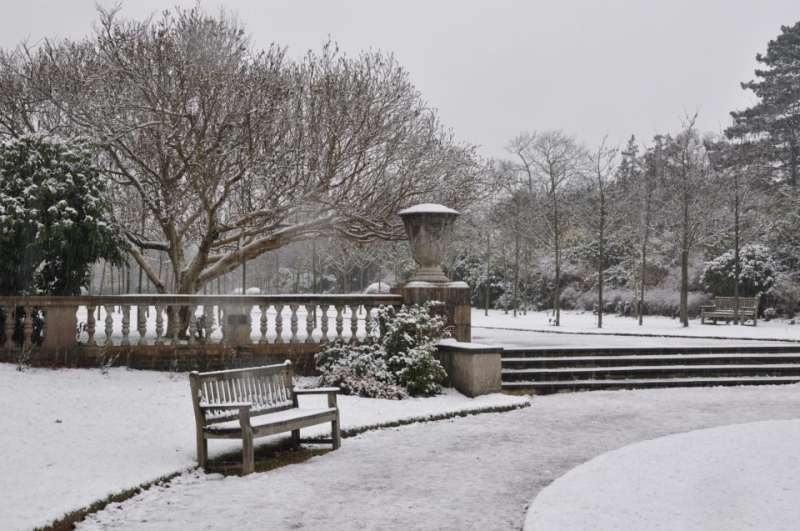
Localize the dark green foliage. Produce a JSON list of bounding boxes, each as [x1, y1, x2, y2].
[[701, 244, 777, 298], [727, 21, 800, 186], [0, 135, 126, 295]]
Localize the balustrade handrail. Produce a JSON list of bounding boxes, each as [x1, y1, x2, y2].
[[1, 293, 405, 351], [0, 293, 403, 307]]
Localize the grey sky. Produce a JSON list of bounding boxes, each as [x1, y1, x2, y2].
[[1, 0, 799, 160]]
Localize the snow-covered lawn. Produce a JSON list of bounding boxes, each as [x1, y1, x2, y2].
[[0, 364, 526, 531], [473, 308, 800, 347], [4, 310, 800, 530]]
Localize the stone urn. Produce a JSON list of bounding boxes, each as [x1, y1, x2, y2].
[[398, 203, 459, 282]]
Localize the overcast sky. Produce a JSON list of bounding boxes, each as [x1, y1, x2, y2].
[[1, 0, 799, 160]]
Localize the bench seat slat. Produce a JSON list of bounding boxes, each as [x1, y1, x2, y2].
[[205, 407, 338, 435]]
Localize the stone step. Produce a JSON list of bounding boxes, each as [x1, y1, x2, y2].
[[502, 376, 800, 395], [502, 364, 800, 382], [503, 345, 800, 358], [502, 353, 800, 369]]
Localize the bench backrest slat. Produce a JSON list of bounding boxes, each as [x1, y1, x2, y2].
[[190, 362, 296, 426], [711, 296, 760, 312]]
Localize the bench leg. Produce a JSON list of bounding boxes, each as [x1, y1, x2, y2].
[[242, 433, 255, 474], [331, 418, 341, 450], [197, 435, 208, 469], [291, 429, 301, 450]]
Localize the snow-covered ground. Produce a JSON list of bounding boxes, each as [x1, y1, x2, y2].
[[0, 364, 526, 531], [526, 419, 800, 531], [4, 310, 800, 530], [473, 308, 800, 347]]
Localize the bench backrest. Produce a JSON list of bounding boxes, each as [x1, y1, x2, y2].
[[189, 361, 296, 426], [713, 296, 760, 311]]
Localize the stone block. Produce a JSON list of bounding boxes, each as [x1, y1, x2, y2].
[[436, 339, 502, 398]]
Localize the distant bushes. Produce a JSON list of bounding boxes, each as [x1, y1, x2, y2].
[[563, 287, 712, 319]]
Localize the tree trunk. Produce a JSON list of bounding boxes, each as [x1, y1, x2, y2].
[[485, 233, 490, 317]]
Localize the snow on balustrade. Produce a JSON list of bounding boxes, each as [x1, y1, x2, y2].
[[0, 294, 402, 349]]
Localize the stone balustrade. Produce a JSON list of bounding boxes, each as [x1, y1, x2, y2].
[[0, 294, 403, 373]]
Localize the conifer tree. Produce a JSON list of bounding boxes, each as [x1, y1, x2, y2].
[[727, 21, 800, 186]]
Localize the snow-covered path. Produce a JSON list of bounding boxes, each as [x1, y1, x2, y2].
[[526, 419, 800, 531], [76, 384, 800, 531]]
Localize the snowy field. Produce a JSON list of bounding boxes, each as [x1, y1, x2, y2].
[[3, 310, 800, 530], [473, 308, 800, 347]]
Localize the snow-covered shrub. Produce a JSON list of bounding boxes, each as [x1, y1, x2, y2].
[[379, 303, 449, 396], [363, 282, 393, 294], [641, 288, 712, 318], [559, 285, 584, 310], [701, 245, 777, 298], [314, 341, 408, 399], [764, 307, 777, 321], [773, 276, 800, 318], [315, 303, 448, 398]]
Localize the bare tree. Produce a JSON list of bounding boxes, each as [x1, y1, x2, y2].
[[660, 114, 721, 327], [577, 136, 622, 328], [507, 131, 586, 326], [0, 6, 488, 297]]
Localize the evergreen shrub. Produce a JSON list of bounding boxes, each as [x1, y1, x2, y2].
[[315, 303, 449, 398]]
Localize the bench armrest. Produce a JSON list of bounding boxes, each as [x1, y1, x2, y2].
[[199, 401, 253, 410], [293, 387, 340, 395]]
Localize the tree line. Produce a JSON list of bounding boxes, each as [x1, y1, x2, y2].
[[1, 7, 798, 329]]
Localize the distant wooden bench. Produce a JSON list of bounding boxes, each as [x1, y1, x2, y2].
[[701, 296, 760, 326], [189, 361, 341, 474]]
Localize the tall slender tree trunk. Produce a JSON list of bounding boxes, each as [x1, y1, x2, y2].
[[552, 188, 561, 326], [598, 212, 605, 329], [485, 233, 490, 317], [639, 230, 648, 326], [513, 225, 520, 317], [733, 182, 741, 325]]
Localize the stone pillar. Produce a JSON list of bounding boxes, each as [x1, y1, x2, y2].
[[394, 203, 471, 342], [436, 339, 502, 397], [225, 304, 252, 346], [42, 305, 78, 349]]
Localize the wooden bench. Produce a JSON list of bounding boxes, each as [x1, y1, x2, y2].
[[700, 296, 760, 326], [189, 361, 341, 474]]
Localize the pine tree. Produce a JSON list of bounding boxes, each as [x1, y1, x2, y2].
[[727, 21, 800, 186]]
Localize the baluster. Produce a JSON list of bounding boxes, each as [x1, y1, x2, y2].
[[137, 305, 147, 346], [364, 305, 373, 343], [41, 308, 48, 343], [104, 305, 114, 347], [204, 307, 214, 344], [272, 304, 283, 344], [86, 304, 97, 346], [335, 305, 344, 340], [154, 304, 165, 345], [320, 304, 330, 343], [219, 307, 227, 345], [170, 307, 181, 345], [289, 304, 299, 343], [22, 306, 33, 348], [187, 305, 197, 346], [350, 304, 359, 343], [3, 305, 14, 348], [121, 305, 131, 346], [305, 304, 315, 343], [259, 304, 269, 344]]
